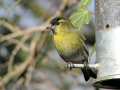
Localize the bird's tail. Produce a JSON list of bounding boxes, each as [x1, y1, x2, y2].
[[81, 62, 97, 81]]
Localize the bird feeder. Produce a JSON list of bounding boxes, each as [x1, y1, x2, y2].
[[68, 0, 120, 89], [93, 26, 120, 89], [93, 0, 120, 89]]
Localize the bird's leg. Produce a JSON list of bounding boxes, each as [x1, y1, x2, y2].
[[84, 60, 88, 69], [81, 60, 90, 81], [82, 60, 97, 80]]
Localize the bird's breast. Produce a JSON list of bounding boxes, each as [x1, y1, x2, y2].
[[53, 33, 80, 54], [53, 33, 85, 63]]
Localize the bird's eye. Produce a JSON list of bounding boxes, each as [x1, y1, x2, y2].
[[56, 22, 60, 25]]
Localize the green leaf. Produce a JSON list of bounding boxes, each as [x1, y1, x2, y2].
[[70, 9, 91, 29], [80, 0, 92, 7], [69, 0, 92, 29]]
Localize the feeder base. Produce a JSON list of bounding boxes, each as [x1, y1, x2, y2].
[[93, 74, 120, 89]]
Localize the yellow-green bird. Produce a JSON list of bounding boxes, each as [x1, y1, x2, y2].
[[49, 16, 97, 81]]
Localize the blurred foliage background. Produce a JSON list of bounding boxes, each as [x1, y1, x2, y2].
[[0, 0, 99, 90]]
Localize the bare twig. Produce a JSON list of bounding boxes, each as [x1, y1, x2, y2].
[[25, 65, 34, 87], [0, 20, 22, 32], [0, 57, 31, 88], [55, 0, 69, 16], [0, 36, 38, 88], [0, 24, 50, 43], [0, 77, 5, 90], [4, 38, 29, 52], [0, 0, 72, 88], [0, 34, 38, 89], [24, 35, 39, 86], [12, 78, 25, 90], [8, 36, 29, 72]]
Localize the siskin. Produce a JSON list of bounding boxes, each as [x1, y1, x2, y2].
[[49, 16, 97, 81]]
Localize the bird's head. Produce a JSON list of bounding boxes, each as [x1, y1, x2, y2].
[[50, 16, 71, 34]]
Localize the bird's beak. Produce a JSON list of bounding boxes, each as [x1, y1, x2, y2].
[[47, 25, 56, 34], [50, 25, 56, 34]]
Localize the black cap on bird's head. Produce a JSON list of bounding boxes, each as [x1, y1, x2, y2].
[[50, 16, 65, 26], [49, 16, 65, 34]]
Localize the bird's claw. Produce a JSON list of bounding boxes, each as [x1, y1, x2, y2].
[[66, 62, 74, 70]]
